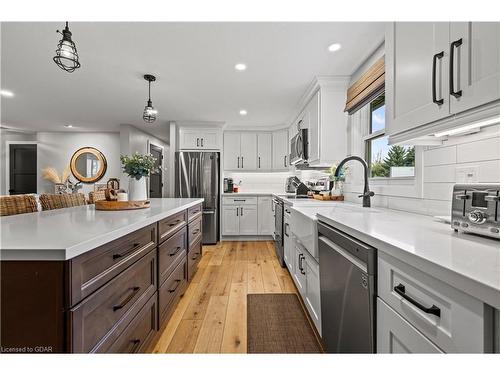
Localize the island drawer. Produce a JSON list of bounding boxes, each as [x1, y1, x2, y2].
[[70, 224, 157, 306], [98, 293, 158, 353], [188, 204, 202, 222], [158, 211, 187, 244], [187, 237, 202, 281], [223, 196, 258, 206], [158, 227, 187, 285], [188, 216, 202, 248], [378, 252, 491, 353], [70, 250, 157, 353], [159, 257, 187, 326]]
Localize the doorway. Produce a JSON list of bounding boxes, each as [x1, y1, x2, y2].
[[149, 144, 163, 198], [8, 144, 37, 195]]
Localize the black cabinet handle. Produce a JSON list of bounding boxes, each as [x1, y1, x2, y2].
[[240, 207, 243, 216], [201, 138, 204, 147], [191, 252, 200, 261], [284, 155, 287, 168], [192, 229, 200, 235], [432, 51, 444, 105], [298, 254, 305, 274], [241, 157, 244, 168], [394, 283, 441, 317], [113, 287, 140, 311], [113, 242, 141, 260], [284, 223, 289, 237], [237, 157, 240, 168], [196, 138, 200, 147], [449, 38, 463, 98], [169, 219, 181, 227], [130, 339, 141, 352], [258, 156, 261, 169], [168, 279, 182, 293], [169, 246, 182, 257]]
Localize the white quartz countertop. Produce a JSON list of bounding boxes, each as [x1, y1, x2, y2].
[[0, 198, 204, 261], [291, 202, 500, 309], [222, 192, 287, 196]]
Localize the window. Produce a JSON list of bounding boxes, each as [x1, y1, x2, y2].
[[365, 94, 415, 178]]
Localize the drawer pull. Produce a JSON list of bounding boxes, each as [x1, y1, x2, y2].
[[169, 219, 181, 227], [191, 253, 200, 261], [394, 284, 441, 317], [113, 243, 141, 260], [130, 339, 141, 352], [113, 287, 140, 311], [192, 229, 200, 235], [168, 279, 182, 293], [169, 246, 182, 257]]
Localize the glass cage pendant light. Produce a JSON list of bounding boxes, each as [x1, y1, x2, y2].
[[53, 22, 81, 73], [143, 74, 157, 124]]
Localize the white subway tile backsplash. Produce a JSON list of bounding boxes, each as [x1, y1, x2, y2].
[[424, 165, 457, 183], [423, 146, 456, 166], [478, 160, 500, 182], [456, 137, 500, 163], [423, 183, 455, 200]]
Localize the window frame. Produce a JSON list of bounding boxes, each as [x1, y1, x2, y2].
[[364, 94, 416, 181]]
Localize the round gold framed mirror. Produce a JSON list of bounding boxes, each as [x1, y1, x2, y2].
[[70, 147, 107, 183]]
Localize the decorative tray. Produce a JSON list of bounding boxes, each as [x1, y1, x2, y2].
[[94, 200, 151, 211]]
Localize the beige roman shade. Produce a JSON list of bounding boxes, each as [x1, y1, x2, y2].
[[345, 56, 385, 114]]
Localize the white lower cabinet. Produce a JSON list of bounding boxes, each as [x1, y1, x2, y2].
[[239, 206, 258, 235], [222, 206, 239, 235], [377, 298, 443, 353], [378, 252, 492, 353], [291, 239, 321, 334], [257, 196, 274, 235]]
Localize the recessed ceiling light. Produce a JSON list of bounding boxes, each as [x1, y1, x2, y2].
[[64, 124, 73, 128], [328, 43, 342, 52], [235, 63, 247, 71], [239, 110, 247, 116], [0, 89, 14, 97]]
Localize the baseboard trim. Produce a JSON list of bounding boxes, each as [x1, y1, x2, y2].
[[221, 235, 274, 242]]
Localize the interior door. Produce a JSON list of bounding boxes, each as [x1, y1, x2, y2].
[[240, 133, 258, 170], [223, 133, 241, 170], [149, 144, 163, 198], [9, 144, 37, 195], [387, 22, 450, 136], [257, 133, 272, 170], [450, 22, 500, 113]]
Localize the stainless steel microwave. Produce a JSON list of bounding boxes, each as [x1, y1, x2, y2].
[[290, 129, 308, 165]]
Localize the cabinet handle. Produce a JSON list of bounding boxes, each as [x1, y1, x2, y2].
[[197, 138, 200, 147], [284, 155, 287, 167], [298, 254, 305, 274], [191, 252, 200, 261], [130, 339, 141, 352], [234, 199, 246, 202], [113, 286, 140, 311], [449, 38, 463, 98], [168, 279, 182, 293], [393, 283, 441, 317], [241, 157, 244, 168], [201, 138, 204, 147], [284, 222, 289, 237], [237, 157, 240, 168], [192, 229, 200, 235], [169, 219, 181, 227], [113, 242, 141, 260], [432, 51, 444, 105], [169, 246, 182, 257], [240, 207, 243, 216], [258, 156, 261, 169], [236, 208, 239, 216]]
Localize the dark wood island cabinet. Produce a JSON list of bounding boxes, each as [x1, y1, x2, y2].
[[0, 201, 203, 353]]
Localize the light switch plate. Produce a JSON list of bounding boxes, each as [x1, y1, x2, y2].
[[455, 166, 478, 183]]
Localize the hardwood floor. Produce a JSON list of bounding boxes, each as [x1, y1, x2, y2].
[[152, 240, 299, 353]]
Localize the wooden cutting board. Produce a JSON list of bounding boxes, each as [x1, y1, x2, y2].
[[94, 200, 151, 211], [312, 194, 344, 201]]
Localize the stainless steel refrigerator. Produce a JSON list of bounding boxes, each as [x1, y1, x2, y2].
[[175, 152, 220, 244]]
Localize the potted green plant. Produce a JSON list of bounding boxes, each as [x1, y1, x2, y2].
[[120, 152, 159, 201]]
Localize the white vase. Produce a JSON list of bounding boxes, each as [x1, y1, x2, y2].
[[129, 177, 147, 201]]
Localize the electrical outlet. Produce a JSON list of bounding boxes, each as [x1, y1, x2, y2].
[[455, 166, 478, 183]]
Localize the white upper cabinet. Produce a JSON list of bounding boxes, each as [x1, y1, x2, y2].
[[178, 128, 222, 150], [449, 22, 500, 114], [272, 129, 289, 170], [386, 22, 500, 143], [240, 133, 258, 170], [223, 132, 241, 170], [288, 78, 348, 167], [386, 22, 451, 136], [257, 133, 272, 170]]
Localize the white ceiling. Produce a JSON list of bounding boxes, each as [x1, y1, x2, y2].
[[1, 22, 385, 142]]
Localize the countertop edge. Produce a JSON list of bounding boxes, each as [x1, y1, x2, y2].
[[316, 213, 500, 310], [1, 199, 204, 261]]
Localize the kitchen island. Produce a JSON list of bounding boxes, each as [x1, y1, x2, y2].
[[0, 198, 203, 353]]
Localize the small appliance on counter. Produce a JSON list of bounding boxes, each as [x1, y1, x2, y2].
[[285, 176, 310, 198], [452, 183, 500, 239], [306, 177, 332, 194], [224, 177, 234, 193]]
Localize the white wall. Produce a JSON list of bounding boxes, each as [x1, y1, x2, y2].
[[349, 41, 385, 85], [0, 129, 37, 195], [120, 124, 170, 197], [36, 132, 121, 194]]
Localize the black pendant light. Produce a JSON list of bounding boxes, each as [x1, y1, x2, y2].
[[53, 22, 81, 73], [143, 74, 157, 123]]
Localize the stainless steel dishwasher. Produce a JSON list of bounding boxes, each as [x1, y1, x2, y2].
[[318, 221, 377, 353]]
